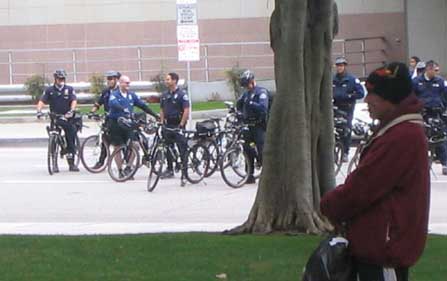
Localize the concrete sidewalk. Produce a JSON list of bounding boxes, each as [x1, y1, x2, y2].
[[0, 109, 226, 146]]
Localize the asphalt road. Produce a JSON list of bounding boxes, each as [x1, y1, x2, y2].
[[0, 147, 446, 235]]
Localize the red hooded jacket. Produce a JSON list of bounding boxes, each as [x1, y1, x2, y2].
[[321, 95, 430, 267]]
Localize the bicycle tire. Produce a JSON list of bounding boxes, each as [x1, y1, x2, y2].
[[147, 146, 165, 192], [107, 145, 140, 182], [47, 136, 57, 175], [204, 140, 219, 177], [334, 141, 344, 176], [185, 143, 210, 184], [80, 135, 109, 173], [219, 146, 250, 188], [74, 135, 81, 168]]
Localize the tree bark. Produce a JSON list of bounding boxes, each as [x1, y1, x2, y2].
[[227, 0, 338, 235]]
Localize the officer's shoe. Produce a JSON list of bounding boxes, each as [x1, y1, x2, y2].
[[53, 166, 60, 173], [246, 176, 256, 184], [67, 156, 80, 172], [442, 166, 447, 176], [161, 169, 174, 179], [342, 154, 349, 163]]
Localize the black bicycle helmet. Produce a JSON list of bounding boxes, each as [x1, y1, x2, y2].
[[104, 70, 121, 79], [53, 69, 67, 79], [240, 70, 255, 87]]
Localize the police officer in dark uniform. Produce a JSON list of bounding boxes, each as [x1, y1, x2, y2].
[[413, 60, 447, 175], [236, 70, 269, 184], [36, 69, 80, 172], [89, 70, 120, 169], [332, 57, 365, 162], [159, 72, 190, 179]]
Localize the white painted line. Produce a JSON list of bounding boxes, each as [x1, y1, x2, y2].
[[2, 180, 146, 184], [0, 222, 239, 235]]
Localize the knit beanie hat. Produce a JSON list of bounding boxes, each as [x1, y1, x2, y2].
[[365, 62, 412, 104]]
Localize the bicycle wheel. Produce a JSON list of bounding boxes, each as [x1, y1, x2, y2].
[[204, 140, 219, 177], [47, 136, 58, 175], [80, 135, 109, 173], [220, 146, 250, 188], [74, 135, 81, 167], [334, 141, 344, 176], [185, 143, 210, 184], [107, 145, 140, 182], [147, 146, 165, 192]]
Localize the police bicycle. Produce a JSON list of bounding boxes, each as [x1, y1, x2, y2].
[[45, 112, 82, 175], [347, 118, 375, 174], [333, 107, 349, 176], [218, 119, 263, 188], [80, 113, 110, 173], [107, 115, 156, 182], [422, 107, 447, 170], [147, 124, 210, 192]]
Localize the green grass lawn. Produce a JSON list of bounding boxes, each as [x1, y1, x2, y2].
[[0, 233, 444, 281]]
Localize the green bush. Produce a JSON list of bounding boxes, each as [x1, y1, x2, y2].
[[89, 73, 106, 96], [224, 67, 244, 99], [150, 72, 168, 94], [24, 75, 49, 102]]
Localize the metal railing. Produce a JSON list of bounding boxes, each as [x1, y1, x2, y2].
[[0, 37, 386, 84]]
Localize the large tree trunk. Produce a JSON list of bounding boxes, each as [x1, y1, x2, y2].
[[227, 0, 338, 234]]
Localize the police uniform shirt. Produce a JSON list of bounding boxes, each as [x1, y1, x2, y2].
[[96, 87, 116, 113], [108, 89, 148, 120], [332, 73, 364, 104], [41, 84, 76, 114], [412, 74, 447, 109], [237, 86, 269, 121], [160, 88, 190, 124]]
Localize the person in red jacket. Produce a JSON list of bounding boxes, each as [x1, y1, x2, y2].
[[321, 62, 430, 281]]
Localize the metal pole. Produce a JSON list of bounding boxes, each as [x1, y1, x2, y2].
[[187, 61, 193, 129], [204, 45, 209, 82], [8, 52, 13, 84], [72, 50, 77, 82], [137, 47, 143, 81], [361, 40, 366, 77]]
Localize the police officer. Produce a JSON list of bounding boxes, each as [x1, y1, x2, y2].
[[36, 69, 80, 172], [159, 72, 190, 179], [413, 60, 447, 175], [89, 70, 120, 169], [236, 70, 269, 184], [108, 75, 158, 146], [332, 57, 365, 162]]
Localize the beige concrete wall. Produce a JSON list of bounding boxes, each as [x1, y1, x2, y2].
[[0, 0, 406, 26], [0, 0, 275, 26]]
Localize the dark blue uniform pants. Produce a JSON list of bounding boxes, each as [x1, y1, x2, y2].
[[335, 103, 354, 155], [164, 126, 188, 172], [351, 260, 408, 281], [55, 118, 78, 156], [243, 125, 265, 176]]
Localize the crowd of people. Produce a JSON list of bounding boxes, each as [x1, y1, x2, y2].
[[332, 56, 447, 175]]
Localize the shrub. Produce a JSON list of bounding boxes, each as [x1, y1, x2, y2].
[[24, 74, 49, 102], [89, 73, 106, 96], [224, 67, 244, 100], [150, 72, 168, 94]]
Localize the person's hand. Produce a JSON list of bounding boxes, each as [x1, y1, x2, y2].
[[65, 110, 74, 119], [36, 111, 44, 119]]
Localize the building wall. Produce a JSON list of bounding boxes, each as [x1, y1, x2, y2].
[[0, 0, 407, 83], [406, 0, 447, 72]]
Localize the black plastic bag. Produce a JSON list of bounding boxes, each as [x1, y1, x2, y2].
[[302, 236, 352, 281]]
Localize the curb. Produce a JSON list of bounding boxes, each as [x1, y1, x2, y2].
[[0, 109, 227, 124]]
